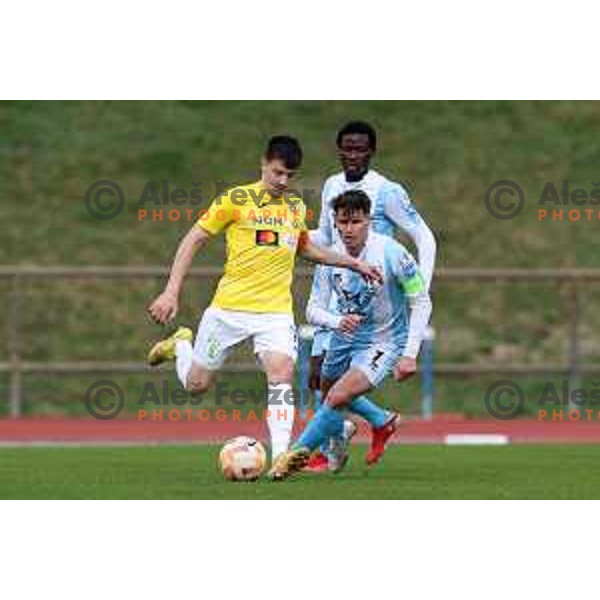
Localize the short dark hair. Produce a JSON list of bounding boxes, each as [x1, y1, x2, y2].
[[265, 135, 303, 169], [332, 190, 371, 215], [336, 121, 377, 150]]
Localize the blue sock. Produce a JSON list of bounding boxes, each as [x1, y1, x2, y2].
[[296, 404, 344, 452], [349, 395, 388, 429], [314, 390, 343, 454]]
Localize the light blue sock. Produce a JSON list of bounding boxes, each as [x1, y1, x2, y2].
[[314, 389, 344, 453], [349, 395, 388, 429], [313, 390, 332, 455], [295, 404, 344, 452]]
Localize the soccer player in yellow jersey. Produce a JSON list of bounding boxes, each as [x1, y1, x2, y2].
[[147, 136, 381, 463]]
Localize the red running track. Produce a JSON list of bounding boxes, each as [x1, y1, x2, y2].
[[1, 416, 600, 445]]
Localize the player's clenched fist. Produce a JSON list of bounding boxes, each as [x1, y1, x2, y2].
[[393, 357, 417, 381], [339, 314, 364, 334], [148, 291, 178, 324]]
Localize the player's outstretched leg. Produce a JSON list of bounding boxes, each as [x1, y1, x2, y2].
[[304, 389, 338, 473], [147, 327, 193, 366], [349, 395, 390, 429], [148, 325, 215, 396], [366, 412, 401, 466], [268, 403, 344, 481], [260, 351, 297, 464], [304, 354, 334, 473]]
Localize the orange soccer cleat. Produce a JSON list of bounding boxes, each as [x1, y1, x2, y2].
[[366, 413, 401, 466]]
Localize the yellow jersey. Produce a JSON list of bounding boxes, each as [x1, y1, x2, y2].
[[197, 181, 308, 314]]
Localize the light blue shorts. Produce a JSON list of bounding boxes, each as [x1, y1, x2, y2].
[[311, 328, 332, 357], [321, 336, 405, 387]]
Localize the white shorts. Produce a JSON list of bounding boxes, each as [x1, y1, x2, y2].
[[192, 307, 298, 370]]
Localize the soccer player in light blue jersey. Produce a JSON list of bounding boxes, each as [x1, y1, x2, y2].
[[269, 190, 432, 480], [306, 121, 436, 472]]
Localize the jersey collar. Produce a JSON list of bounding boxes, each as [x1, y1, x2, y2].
[[343, 169, 378, 186], [252, 181, 272, 206]]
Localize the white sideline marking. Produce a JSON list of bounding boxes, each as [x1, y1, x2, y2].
[[444, 434, 510, 446]]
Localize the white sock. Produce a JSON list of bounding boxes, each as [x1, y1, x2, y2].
[[175, 340, 193, 388], [266, 382, 296, 461]]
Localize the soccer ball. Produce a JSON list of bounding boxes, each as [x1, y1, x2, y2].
[[219, 436, 267, 481]]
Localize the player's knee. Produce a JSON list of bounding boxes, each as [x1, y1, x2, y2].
[[273, 370, 294, 385], [186, 375, 211, 395], [268, 359, 294, 384], [325, 388, 351, 408]]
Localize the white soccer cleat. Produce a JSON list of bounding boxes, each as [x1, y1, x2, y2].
[[327, 419, 358, 473], [343, 419, 358, 441]]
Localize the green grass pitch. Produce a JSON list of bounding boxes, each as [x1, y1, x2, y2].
[[1, 444, 600, 499]]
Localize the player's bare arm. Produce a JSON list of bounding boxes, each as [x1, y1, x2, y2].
[[297, 232, 383, 285], [147, 226, 212, 324]]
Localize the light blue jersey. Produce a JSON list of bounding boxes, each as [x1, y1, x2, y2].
[[307, 233, 431, 386], [309, 169, 436, 357], [314, 170, 423, 244]]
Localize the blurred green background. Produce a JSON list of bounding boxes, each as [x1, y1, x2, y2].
[[0, 100, 599, 418]]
